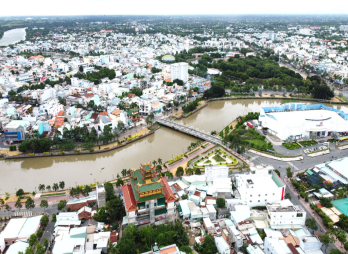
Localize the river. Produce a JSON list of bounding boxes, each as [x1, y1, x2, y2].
[[0, 99, 347, 193], [0, 28, 26, 46]]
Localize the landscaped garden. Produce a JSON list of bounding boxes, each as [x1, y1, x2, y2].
[[194, 148, 238, 168], [282, 142, 301, 150], [299, 140, 318, 147]]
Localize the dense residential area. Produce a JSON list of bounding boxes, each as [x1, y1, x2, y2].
[[0, 14, 348, 254]]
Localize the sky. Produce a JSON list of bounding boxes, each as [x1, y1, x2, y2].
[[1, 0, 348, 16]]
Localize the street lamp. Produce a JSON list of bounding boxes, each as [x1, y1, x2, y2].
[[75, 182, 77, 187]]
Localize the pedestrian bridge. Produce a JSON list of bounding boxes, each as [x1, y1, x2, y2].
[[157, 118, 254, 167], [157, 118, 223, 145]]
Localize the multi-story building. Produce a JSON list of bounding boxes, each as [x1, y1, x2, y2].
[[205, 165, 229, 182], [122, 163, 176, 226], [235, 165, 286, 207], [3, 120, 31, 142], [171, 62, 188, 83], [266, 199, 306, 227]]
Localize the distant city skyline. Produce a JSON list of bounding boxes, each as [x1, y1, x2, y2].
[[1, 0, 348, 16]]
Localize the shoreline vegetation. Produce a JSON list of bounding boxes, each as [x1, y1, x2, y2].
[[1, 96, 345, 160]]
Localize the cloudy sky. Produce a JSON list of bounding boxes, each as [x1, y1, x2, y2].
[[1, 0, 347, 16]]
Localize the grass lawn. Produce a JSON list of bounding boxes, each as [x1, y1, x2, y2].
[[299, 141, 318, 147], [282, 142, 301, 150], [204, 160, 212, 164], [40, 192, 66, 197], [246, 139, 267, 147], [213, 154, 225, 162], [5, 197, 9, 200]]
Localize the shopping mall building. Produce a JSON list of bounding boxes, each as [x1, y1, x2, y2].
[[258, 103, 348, 140]]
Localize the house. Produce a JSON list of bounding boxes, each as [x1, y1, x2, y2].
[[1, 216, 42, 247], [215, 236, 230, 254], [141, 243, 180, 254], [78, 206, 93, 220], [267, 200, 306, 228], [121, 163, 176, 226], [5, 241, 29, 254], [66, 192, 97, 211], [264, 237, 292, 254], [235, 165, 286, 206]]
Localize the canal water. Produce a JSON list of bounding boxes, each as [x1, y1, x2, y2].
[[0, 28, 26, 46], [0, 99, 347, 193]]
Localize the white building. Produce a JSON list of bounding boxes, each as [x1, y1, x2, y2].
[[205, 165, 229, 182], [267, 200, 306, 227], [171, 62, 188, 83], [235, 165, 286, 207], [264, 237, 291, 254], [215, 236, 230, 254], [259, 103, 348, 140], [299, 236, 323, 254]]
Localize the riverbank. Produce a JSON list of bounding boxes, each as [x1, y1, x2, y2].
[[2, 125, 159, 160]]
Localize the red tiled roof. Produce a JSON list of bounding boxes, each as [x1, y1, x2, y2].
[[172, 183, 182, 191], [317, 203, 323, 209], [111, 109, 121, 115], [122, 184, 137, 212], [110, 231, 118, 243], [58, 111, 64, 116], [161, 177, 175, 203]]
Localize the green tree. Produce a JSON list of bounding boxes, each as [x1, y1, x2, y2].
[[52, 214, 57, 222], [305, 218, 318, 233], [286, 167, 293, 178], [15, 199, 22, 212], [36, 244, 45, 254], [36, 229, 43, 239], [40, 200, 48, 211], [320, 232, 335, 253], [337, 231, 347, 246], [176, 166, 184, 177], [57, 200, 67, 211], [216, 198, 226, 208], [339, 214, 348, 230], [319, 197, 333, 208], [285, 193, 292, 200], [44, 238, 49, 249], [38, 184, 45, 193], [116, 178, 124, 188], [25, 197, 35, 210], [16, 188, 25, 197], [202, 234, 218, 254], [41, 214, 49, 227], [59, 181, 65, 190], [28, 234, 37, 247]]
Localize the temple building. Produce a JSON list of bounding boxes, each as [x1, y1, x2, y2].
[[121, 163, 176, 226]]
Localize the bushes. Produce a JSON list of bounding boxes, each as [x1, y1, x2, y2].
[[282, 142, 301, 150], [168, 154, 184, 165], [9, 145, 16, 151]]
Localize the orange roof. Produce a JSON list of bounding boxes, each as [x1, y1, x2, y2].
[[111, 109, 121, 115], [317, 203, 323, 209], [99, 111, 108, 116], [152, 103, 160, 107], [165, 78, 171, 82], [160, 246, 178, 254], [57, 111, 64, 116], [204, 82, 210, 86], [162, 177, 175, 203], [121, 184, 137, 212], [87, 87, 92, 91]]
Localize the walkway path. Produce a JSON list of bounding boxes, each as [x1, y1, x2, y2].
[[284, 175, 346, 253]]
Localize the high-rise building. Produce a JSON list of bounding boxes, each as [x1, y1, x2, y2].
[[171, 62, 188, 83]]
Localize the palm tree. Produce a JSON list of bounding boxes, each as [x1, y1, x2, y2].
[[59, 181, 65, 190], [117, 173, 120, 179], [38, 184, 45, 193], [158, 158, 162, 165], [121, 169, 127, 177], [52, 183, 59, 192], [46, 185, 51, 192], [152, 160, 157, 166]]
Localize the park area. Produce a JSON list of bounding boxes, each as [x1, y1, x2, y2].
[[193, 147, 239, 168]]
